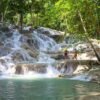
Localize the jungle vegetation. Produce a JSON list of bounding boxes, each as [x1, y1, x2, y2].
[[0, 0, 100, 38]]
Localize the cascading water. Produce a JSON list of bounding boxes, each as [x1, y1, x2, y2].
[[31, 31, 60, 51], [0, 26, 95, 81], [0, 27, 63, 78]]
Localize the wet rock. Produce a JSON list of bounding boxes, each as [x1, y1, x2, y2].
[[51, 54, 64, 60], [0, 26, 13, 38], [0, 59, 6, 65], [12, 52, 24, 62], [20, 29, 33, 35], [21, 44, 39, 58], [0, 42, 3, 46], [0, 47, 12, 57], [79, 95, 100, 100], [56, 61, 78, 75], [27, 39, 34, 46], [28, 50, 38, 58], [36, 27, 64, 36], [28, 64, 46, 73], [5, 32, 13, 37], [36, 27, 64, 41], [26, 38, 39, 49], [45, 51, 64, 60], [89, 67, 100, 83], [15, 65, 23, 74], [0, 26, 10, 32], [12, 25, 19, 29], [12, 57, 22, 62], [90, 74, 100, 83], [15, 63, 47, 74]]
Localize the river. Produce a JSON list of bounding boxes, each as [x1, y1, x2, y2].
[[0, 78, 100, 100]]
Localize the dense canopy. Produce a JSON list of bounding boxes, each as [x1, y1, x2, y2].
[[0, 0, 100, 38]]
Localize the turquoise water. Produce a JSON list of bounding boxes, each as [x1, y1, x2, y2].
[[0, 78, 100, 100]]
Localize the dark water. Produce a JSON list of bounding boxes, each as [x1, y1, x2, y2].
[[0, 78, 100, 100]]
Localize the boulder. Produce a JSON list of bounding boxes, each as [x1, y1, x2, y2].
[[15, 65, 23, 74], [36, 27, 64, 41]]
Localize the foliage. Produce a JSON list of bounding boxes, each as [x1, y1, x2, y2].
[[0, 0, 99, 38]]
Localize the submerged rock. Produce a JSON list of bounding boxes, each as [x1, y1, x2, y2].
[[90, 68, 100, 84]]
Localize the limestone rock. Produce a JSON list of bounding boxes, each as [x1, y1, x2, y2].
[[0, 47, 12, 57], [21, 43, 39, 58], [15, 63, 47, 74], [36, 27, 64, 36]]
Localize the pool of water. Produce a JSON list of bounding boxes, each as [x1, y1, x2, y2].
[[0, 78, 100, 100]]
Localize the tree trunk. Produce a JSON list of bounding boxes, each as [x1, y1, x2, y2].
[[3, 0, 10, 23], [37, 13, 39, 26], [78, 11, 100, 62], [30, 2, 33, 25], [1, 13, 4, 23], [20, 13, 23, 33], [16, 14, 20, 26]]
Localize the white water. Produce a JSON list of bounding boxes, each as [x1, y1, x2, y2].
[[0, 28, 62, 78], [38, 52, 55, 63], [70, 74, 92, 82], [0, 27, 92, 81], [32, 31, 60, 51]]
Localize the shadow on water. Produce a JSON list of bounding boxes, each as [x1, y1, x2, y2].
[[0, 78, 100, 100]]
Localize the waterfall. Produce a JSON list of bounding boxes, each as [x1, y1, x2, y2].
[[4, 30, 21, 49], [32, 31, 60, 51], [0, 27, 63, 78], [0, 27, 93, 81]]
